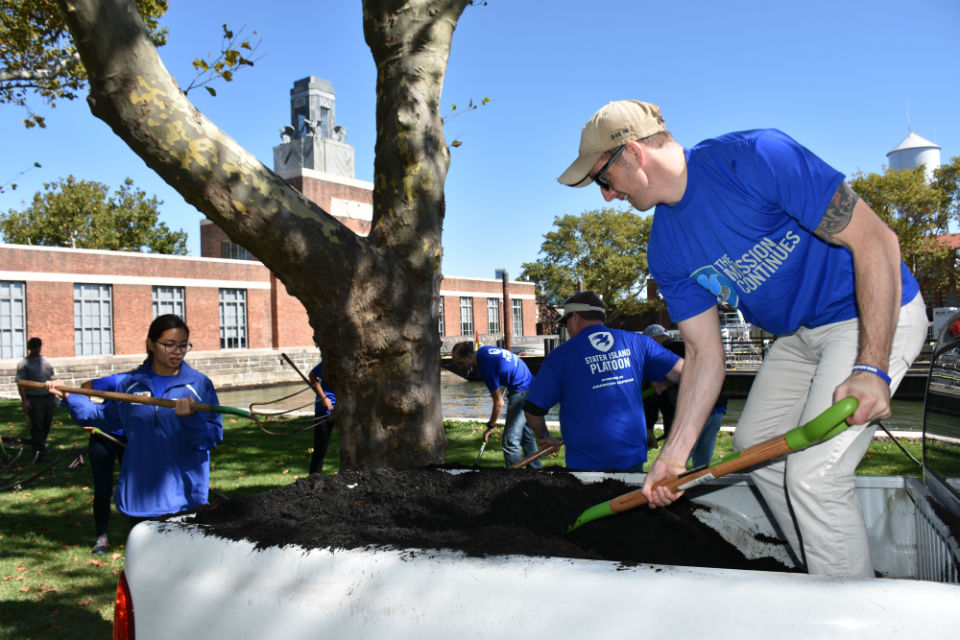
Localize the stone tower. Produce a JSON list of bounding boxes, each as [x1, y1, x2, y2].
[[273, 76, 355, 178]]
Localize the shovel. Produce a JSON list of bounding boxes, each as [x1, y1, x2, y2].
[[567, 396, 858, 533]]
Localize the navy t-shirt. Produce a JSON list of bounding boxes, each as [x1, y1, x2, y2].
[[525, 325, 679, 471], [310, 362, 337, 415], [476, 346, 534, 394]]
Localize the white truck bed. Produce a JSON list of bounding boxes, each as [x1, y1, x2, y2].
[[123, 473, 960, 640]]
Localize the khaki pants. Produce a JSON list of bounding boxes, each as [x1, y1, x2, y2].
[[732, 294, 927, 577]]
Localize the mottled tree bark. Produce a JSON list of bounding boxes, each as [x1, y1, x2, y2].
[[58, 0, 469, 468]]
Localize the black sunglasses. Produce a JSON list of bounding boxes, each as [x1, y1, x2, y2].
[[591, 145, 626, 191]]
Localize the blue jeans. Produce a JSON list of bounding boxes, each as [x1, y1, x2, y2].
[[690, 409, 725, 468], [502, 390, 541, 469]]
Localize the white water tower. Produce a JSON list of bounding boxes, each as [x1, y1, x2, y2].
[[887, 131, 941, 183]]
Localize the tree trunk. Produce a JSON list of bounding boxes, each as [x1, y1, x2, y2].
[[58, 0, 468, 468]]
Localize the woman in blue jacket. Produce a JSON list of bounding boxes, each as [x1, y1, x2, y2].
[[46, 314, 223, 522]]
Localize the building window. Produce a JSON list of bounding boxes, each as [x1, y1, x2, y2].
[[438, 299, 445, 336], [153, 286, 185, 319], [319, 106, 330, 138], [0, 281, 26, 359], [487, 298, 500, 334], [512, 299, 523, 337], [219, 288, 248, 349], [74, 284, 113, 356], [296, 111, 308, 138], [221, 241, 253, 260], [459, 297, 474, 336]]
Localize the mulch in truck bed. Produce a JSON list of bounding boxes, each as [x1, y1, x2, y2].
[[185, 467, 794, 571]]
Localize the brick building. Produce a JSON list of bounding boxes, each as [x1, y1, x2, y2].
[[0, 241, 536, 360]]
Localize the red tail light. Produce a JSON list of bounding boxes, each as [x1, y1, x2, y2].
[[113, 570, 135, 640], [949, 319, 960, 338]]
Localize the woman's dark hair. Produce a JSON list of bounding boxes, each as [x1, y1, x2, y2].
[[146, 314, 190, 358]]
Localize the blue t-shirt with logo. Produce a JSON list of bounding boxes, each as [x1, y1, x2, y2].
[[525, 325, 679, 471], [648, 129, 919, 335], [476, 346, 534, 394]]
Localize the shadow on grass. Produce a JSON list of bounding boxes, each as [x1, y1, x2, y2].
[[0, 598, 113, 640]]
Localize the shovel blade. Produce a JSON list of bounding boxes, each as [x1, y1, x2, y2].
[[472, 442, 487, 469], [567, 500, 615, 533]]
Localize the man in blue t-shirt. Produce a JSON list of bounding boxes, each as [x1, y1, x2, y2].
[[523, 291, 682, 472], [451, 342, 542, 468], [557, 100, 927, 577]]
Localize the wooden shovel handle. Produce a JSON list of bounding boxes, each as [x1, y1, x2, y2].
[[609, 396, 859, 514], [609, 435, 790, 513], [510, 441, 563, 469], [16, 379, 237, 415]]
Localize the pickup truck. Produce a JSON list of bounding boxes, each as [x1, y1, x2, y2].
[[114, 317, 960, 640]]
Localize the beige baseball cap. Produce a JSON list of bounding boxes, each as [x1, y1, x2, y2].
[[557, 100, 666, 187]]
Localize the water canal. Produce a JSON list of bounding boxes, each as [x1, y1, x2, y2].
[[218, 370, 924, 432]]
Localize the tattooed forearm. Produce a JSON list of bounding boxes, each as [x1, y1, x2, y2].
[[815, 182, 859, 241]]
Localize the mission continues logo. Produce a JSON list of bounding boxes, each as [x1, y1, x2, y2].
[[691, 231, 802, 305]]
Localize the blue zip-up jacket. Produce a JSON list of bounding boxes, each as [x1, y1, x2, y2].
[[64, 360, 223, 517]]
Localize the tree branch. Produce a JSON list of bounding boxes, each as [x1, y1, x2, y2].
[[0, 53, 81, 83]]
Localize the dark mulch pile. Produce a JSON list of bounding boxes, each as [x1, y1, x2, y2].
[[186, 467, 793, 572]]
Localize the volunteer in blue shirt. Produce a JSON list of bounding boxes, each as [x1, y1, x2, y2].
[[308, 361, 337, 474], [451, 341, 541, 468], [45, 314, 223, 520], [523, 291, 682, 472], [557, 100, 927, 577]]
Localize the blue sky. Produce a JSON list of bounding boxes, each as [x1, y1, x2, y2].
[[2, 0, 958, 280]]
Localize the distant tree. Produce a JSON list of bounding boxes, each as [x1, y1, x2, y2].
[[850, 159, 960, 298], [520, 208, 652, 313], [0, 175, 187, 254], [932, 156, 960, 227]]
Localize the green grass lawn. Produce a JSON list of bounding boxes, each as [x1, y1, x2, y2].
[[0, 399, 938, 639]]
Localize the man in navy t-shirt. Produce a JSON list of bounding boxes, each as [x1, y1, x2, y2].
[[523, 291, 682, 472], [451, 342, 541, 468], [557, 100, 927, 577]]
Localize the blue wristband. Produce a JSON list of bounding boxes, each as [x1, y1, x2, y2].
[[851, 364, 891, 386]]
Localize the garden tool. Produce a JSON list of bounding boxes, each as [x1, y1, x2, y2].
[[510, 440, 563, 469], [567, 396, 858, 532]]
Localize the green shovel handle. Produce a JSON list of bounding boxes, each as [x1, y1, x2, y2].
[[783, 396, 859, 450]]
